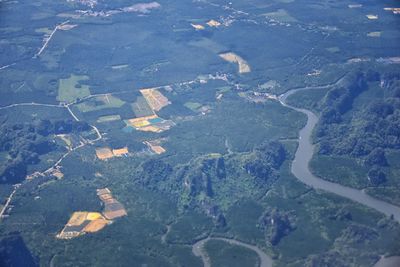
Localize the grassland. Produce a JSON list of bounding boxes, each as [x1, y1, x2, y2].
[[57, 75, 90, 103], [75, 95, 125, 113]]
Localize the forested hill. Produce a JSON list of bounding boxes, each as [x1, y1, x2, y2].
[[0, 117, 90, 184], [315, 70, 400, 186]]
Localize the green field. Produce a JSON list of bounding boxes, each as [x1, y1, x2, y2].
[[75, 95, 125, 113], [57, 75, 90, 103]]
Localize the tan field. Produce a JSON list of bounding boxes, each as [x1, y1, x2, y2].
[[83, 218, 109, 233], [207, 20, 221, 27], [366, 14, 378, 20], [191, 23, 205, 30], [140, 88, 171, 111], [139, 125, 163, 133], [58, 24, 77, 31], [96, 147, 129, 160], [97, 188, 128, 220], [99, 193, 113, 202], [128, 114, 158, 127], [68, 212, 88, 226], [144, 141, 166, 154], [57, 189, 127, 239], [52, 170, 64, 179], [112, 147, 129, 156], [219, 52, 251, 73], [96, 147, 114, 160], [97, 188, 111, 196], [104, 210, 128, 220]]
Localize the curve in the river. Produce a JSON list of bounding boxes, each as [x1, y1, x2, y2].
[[192, 237, 273, 267], [279, 88, 400, 223]]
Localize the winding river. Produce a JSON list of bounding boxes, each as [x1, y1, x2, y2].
[[192, 85, 400, 267], [279, 88, 400, 223], [192, 237, 273, 267]]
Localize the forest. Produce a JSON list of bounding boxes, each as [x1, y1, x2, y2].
[[0, 117, 90, 184], [315, 71, 400, 186]]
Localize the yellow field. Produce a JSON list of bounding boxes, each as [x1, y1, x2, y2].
[[87, 212, 103, 221], [219, 52, 251, 73], [132, 120, 150, 128], [68, 212, 88, 226], [128, 115, 158, 125], [83, 218, 109, 233]]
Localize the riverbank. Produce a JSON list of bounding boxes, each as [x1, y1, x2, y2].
[[192, 237, 273, 267], [279, 88, 400, 223]]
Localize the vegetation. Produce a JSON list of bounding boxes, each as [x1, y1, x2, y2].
[[0, 116, 90, 184], [204, 239, 260, 267], [0, 0, 399, 266]]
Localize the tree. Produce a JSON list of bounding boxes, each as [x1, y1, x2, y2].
[[367, 167, 386, 186]]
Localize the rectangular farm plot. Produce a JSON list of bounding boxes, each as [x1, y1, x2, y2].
[[57, 188, 127, 239], [125, 114, 174, 133], [96, 147, 129, 160], [96, 147, 114, 160], [97, 188, 127, 220], [140, 88, 171, 111], [97, 114, 121, 123], [112, 147, 129, 157], [57, 212, 110, 239], [144, 140, 166, 154]]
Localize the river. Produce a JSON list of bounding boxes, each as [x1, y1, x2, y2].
[[192, 237, 273, 267], [192, 86, 400, 267], [279, 88, 400, 223]]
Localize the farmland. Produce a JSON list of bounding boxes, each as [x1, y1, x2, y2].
[[0, 0, 399, 266]]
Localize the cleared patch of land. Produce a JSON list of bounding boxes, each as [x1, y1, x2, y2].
[[366, 14, 379, 20], [57, 188, 127, 239], [126, 114, 174, 133], [57, 211, 110, 239], [367, 31, 381, 37], [96, 147, 129, 160], [206, 20, 221, 27], [97, 188, 127, 220], [144, 140, 166, 154], [184, 102, 203, 111], [140, 88, 171, 112], [263, 9, 298, 23], [219, 52, 251, 74], [97, 114, 121, 123], [191, 23, 205, 30], [111, 64, 129, 70], [57, 74, 90, 103]]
